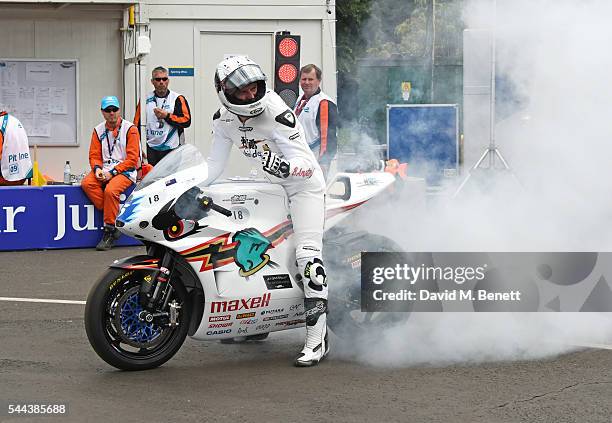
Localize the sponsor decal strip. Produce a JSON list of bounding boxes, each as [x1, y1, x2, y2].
[[263, 220, 294, 248], [125, 258, 160, 270], [325, 200, 368, 219]]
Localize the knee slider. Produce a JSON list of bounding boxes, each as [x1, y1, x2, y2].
[[304, 258, 327, 287]]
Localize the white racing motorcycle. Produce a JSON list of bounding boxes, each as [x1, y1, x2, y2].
[[84, 144, 403, 370]]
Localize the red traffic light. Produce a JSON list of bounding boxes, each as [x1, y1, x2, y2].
[[277, 63, 298, 84], [274, 33, 300, 108], [278, 37, 299, 58]]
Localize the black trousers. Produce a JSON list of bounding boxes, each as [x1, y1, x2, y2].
[[147, 145, 174, 166]]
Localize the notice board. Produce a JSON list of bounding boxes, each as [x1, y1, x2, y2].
[[0, 59, 78, 146]]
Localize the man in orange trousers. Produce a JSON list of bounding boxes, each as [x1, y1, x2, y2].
[[81, 96, 140, 250]]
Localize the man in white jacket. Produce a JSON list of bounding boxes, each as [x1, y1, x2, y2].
[[203, 56, 329, 367], [0, 110, 32, 186]]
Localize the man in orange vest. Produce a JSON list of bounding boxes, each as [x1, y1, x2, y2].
[[81, 96, 140, 250], [293, 64, 337, 179]]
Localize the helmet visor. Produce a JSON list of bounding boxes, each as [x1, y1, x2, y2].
[[223, 64, 267, 93]]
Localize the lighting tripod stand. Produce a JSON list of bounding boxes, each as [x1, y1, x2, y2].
[[453, 22, 520, 198], [452, 138, 517, 198]]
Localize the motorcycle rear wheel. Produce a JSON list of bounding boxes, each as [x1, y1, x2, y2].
[[326, 232, 411, 341], [84, 268, 190, 371]]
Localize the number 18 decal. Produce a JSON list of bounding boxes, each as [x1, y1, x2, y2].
[[231, 207, 250, 222]]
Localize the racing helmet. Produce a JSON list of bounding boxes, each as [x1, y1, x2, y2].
[[214, 56, 269, 117]]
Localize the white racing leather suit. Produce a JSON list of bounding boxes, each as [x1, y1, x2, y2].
[[203, 91, 328, 301], [209, 56, 329, 366]]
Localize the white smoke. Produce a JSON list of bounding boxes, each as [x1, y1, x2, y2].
[[332, 0, 612, 366], [335, 313, 612, 367]]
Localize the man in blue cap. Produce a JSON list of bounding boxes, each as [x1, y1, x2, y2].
[[81, 96, 140, 250]]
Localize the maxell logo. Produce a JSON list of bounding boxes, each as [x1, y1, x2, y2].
[[210, 293, 271, 313], [209, 314, 231, 322], [236, 312, 256, 319], [208, 322, 233, 328]]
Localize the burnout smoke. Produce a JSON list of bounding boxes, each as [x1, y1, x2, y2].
[[330, 0, 612, 366]]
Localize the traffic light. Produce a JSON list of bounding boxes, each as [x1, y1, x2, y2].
[[274, 32, 301, 108]]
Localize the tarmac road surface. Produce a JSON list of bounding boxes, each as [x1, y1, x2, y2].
[[1, 247, 611, 423]]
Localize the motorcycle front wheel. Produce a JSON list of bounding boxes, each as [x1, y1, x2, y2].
[[84, 268, 190, 371]]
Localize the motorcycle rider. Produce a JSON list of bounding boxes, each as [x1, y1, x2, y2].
[[201, 56, 329, 367]]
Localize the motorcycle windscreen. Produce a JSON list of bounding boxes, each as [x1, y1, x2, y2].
[[137, 144, 204, 191]]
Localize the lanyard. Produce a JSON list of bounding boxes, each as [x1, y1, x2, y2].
[[155, 95, 168, 110], [155, 96, 168, 128], [0, 114, 8, 136], [295, 98, 308, 116], [104, 121, 122, 158]]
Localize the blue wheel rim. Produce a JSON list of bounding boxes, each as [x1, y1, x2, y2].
[[120, 292, 162, 344]]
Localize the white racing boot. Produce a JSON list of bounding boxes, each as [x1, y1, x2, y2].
[[295, 298, 329, 367]]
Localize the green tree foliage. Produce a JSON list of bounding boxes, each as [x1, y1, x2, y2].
[[364, 0, 429, 58], [336, 0, 464, 131], [336, 0, 373, 74]]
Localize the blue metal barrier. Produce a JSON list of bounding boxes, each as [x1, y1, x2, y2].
[[0, 185, 141, 251]]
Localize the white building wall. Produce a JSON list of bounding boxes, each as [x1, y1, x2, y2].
[[144, 1, 335, 177], [1, 0, 336, 180], [0, 4, 124, 180], [147, 19, 328, 135]]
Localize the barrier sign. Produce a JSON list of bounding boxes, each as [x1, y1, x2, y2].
[[387, 104, 459, 185], [0, 185, 141, 251]]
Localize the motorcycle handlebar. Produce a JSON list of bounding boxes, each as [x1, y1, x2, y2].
[[211, 203, 232, 217], [197, 194, 232, 217]]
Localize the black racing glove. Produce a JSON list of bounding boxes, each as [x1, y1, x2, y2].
[[261, 150, 290, 179]]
